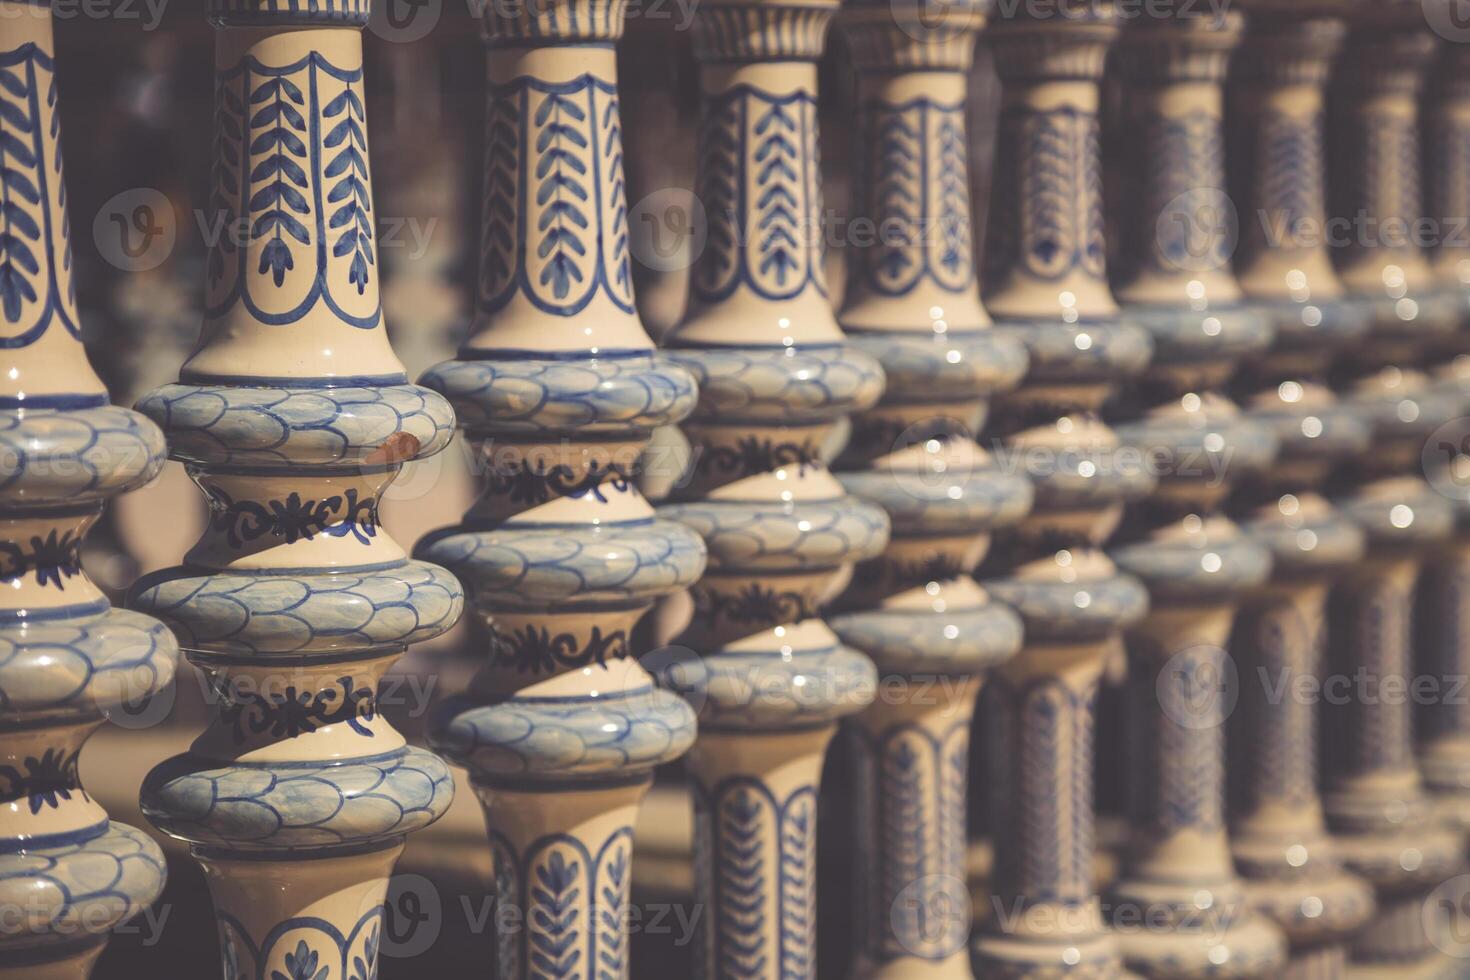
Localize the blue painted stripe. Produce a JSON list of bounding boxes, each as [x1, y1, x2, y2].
[[0, 393, 109, 410], [454, 346, 653, 362], [0, 599, 110, 624], [165, 747, 409, 772], [471, 772, 654, 793], [0, 819, 109, 854], [176, 371, 409, 388], [193, 837, 404, 863]]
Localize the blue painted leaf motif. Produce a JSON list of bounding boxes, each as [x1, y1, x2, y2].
[[596, 847, 628, 980], [601, 97, 631, 298], [220, 931, 241, 980], [479, 91, 520, 309], [883, 737, 926, 950], [529, 850, 582, 977], [248, 70, 311, 287], [779, 799, 815, 976], [754, 100, 800, 286], [534, 91, 591, 301], [349, 923, 378, 980], [935, 109, 972, 282], [324, 81, 373, 294], [0, 61, 41, 325], [271, 938, 329, 980], [210, 78, 245, 282], [696, 98, 740, 290], [718, 790, 767, 977]]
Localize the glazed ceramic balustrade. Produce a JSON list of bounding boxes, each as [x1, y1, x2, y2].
[[0, 7, 178, 979], [968, 4, 1156, 978], [1103, 12, 1288, 978], [825, 1, 1031, 975], [1330, 9, 1461, 366], [1418, 34, 1470, 845], [1320, 10, 1468, 975], [1224, 15, 1383, 969], [1227, 6, 1374, 371], [125, 4, 461, 979], [412, 1, 705, 977], [652, 0, 889, 975], [1105, 11, 1287, 975]]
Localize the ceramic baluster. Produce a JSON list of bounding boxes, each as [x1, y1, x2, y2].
[[0, 6, 178, 978], [1101, 11, 1289, 978], [966, 3, 1155, 977], [1223, 10, 1380, 975], [1417, 32, 1470, 844], [1320, 9, 1467, 974], [824, 1, 1032, 975], [652, 0, 890, 975], [126, 4, 462, 978], [412, 1, 706, 976]]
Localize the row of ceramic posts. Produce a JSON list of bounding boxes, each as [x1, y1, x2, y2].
[[4, 0, 1470, 978]]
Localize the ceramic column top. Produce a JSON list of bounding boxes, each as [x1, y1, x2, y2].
[[129, 3, 460, 864], [209, 0, 373, 26], [0, 22, 100, 404], [1331, 6, 1463, 348], [0, 5, 176, 966]]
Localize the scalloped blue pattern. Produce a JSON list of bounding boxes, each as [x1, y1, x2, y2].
[[418, 353, 697, 436], [0, 404, 165, 504], [660, 494, 890, 573], [418, 517, 705, 608], [135, 382, 454, 470], [141, 746, 452, 850], [128, 559, 463, 657], [0, 823, 166, 951], [431, 687, 697, 779], [0, 607, 174, 715], [663, 344, 884, 424]]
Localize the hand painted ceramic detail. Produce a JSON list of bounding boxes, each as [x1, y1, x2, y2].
[[1426, 44, 1470, 356], [125, 6, 459, 980], [415, 3, 702, 977], [1229, 12, 1374, 374], [1320, 20, 1470, 956], [970, 5, 1155, 978], [1227, 15, 1408, 964], [654, 1, 890, 975], [824, 4, 1033, 974], [1105, 15, 1291, 977], [0, 7, 178, 978], [1331, 10, 1462, 367]]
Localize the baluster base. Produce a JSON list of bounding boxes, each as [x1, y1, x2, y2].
[[196, 842, 402, 980]]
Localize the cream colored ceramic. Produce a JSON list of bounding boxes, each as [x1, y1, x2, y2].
[[1225, 13, 1384, 974], [1103, 11, 1288, 979], [827, 6, 1031, 973], [652, 0, 892, 974], [0, 5, 177, 976], [967, 3, 1156, 977], [1321, 9, 1468, 975], [1418, 24, 1470, 852], [126, 4, 461, 978], [410, 1, 706, 975]]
